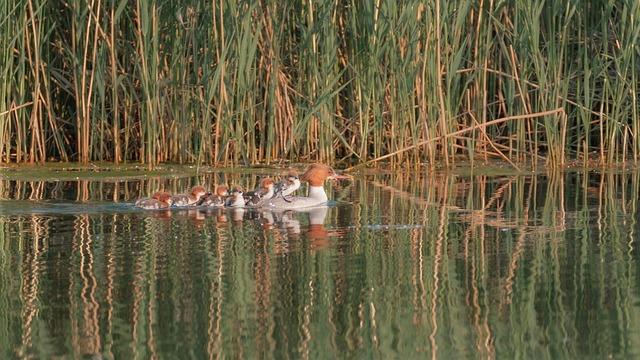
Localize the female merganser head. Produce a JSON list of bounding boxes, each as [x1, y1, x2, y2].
[[263, 164, 344, 209], [135, 191, 174, 210], [200, 185, 229, 207], [274, 171, 301, 198], [225, 186, 246, 207], [246, 177, 276, 207], [172, 186, 208, 207]]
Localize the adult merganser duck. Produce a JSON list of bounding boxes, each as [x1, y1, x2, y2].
[[200, 185, 229, 207], [225, 186, 246, 207], [172, 186, 208, 207], [273, 172, 300, 200], [263, 164, 345, 209], [246, 178, 275, 207], [135, 191, 174, 209]]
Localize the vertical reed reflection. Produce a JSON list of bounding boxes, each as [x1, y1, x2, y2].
[[253, 225, 275, 358], [206, 232, 222, 360], [1, 169, 640, 358], [429, 182, 446, 359], [103, 213, 117, 359], [206, 213, 229, 360], [17, 215, 46, 358], [73, 214, 101, 357]]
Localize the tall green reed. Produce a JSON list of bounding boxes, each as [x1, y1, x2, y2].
[[0, 0, 638, 167]]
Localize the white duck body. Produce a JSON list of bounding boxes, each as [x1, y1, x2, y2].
[[263, 164, 339, 210], [264, 186, 328, 209]]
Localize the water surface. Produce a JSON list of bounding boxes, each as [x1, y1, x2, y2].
[[1, 169, 640, 358]]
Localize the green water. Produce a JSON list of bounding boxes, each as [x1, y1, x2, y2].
[[1, 169, 640, 358]]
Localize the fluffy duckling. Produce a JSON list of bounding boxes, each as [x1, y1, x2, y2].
[[199, 185, 230, 207], [135, 191, 174, 210], [246, 177, 276, 207], [172, 186, 208, 207], [225, 186, 246, 207], [273, 171, 300, 200]]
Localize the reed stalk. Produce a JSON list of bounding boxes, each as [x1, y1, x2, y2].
[[0, 0, 638, 167]]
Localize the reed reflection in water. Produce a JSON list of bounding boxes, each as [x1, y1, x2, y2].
[[1, 170, 640, 358]]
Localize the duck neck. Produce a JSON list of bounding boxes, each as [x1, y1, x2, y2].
[[308, 185, 328, 202]]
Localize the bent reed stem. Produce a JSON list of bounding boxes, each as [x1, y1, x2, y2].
[[345, 108, 565, 171]]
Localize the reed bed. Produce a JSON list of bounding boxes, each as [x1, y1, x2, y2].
[[1, 0, 638, 167]]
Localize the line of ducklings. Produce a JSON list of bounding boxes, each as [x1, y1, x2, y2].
[[134, 172, 300, 210]]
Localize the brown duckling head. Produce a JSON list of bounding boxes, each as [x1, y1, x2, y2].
[[190, 186, 208, 199]]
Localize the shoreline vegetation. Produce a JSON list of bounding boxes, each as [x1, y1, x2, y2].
[[1, 1, 638, 168]]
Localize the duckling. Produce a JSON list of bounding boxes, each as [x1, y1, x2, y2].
[[273, 172, 300, 201], [172, 186, 208, 207], [225, 186, 246, 207], [134, 191, 174, 210], [246, 177, 276, 207], [199, 185, 229, 207]]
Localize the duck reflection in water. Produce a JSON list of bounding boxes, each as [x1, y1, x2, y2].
[[277, 211, 301, 240], [215, 209, 229, 224], [259, 210, 275, 231], [186, 209, 206, 229], [260, 206, 332, 249], [306, 207, 331, 250], [147, 209, 172, 220], [231, 208, 246, 224]]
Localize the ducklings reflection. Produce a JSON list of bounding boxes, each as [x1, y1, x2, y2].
[[258, 210, 275, 230], [261, 206, 329, 246], [185, 209, 206, 229], [209, 207, 229, 224], [231, 207, 245, 224], [196, 206, 232, 225], [148, 208, 173, 220], [280, 211, 301, 239]]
